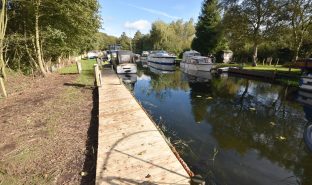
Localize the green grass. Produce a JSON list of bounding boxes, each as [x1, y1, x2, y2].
[[243, 65, 301, 87], [214, 63, 242, 69], [213, 64, 302, 87], [58, 59, 96, 86], [243, 65, 301, 75]]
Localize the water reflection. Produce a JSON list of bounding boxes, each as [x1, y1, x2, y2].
[[296, 90, 312, 153], [181, 68, 213, 83], [147, 62, 176, 72], [130, 68, 312, 185], [118, 74, 137, 91]]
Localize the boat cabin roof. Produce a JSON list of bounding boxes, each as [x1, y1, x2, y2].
[[192, 56, 209, 60], [184, 50, 200, 55], [117, 50, 133, 55]]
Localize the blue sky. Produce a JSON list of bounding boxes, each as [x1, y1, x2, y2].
[[99, 0, 202, 37]]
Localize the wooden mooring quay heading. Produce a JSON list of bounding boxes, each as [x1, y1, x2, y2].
[[95, 66, 194, 185]]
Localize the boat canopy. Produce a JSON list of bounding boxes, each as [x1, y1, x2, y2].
[[150, 50, 176, 58], [190, 56, 212, 64], [182, 50, 201, 61], [117, 50, 134, 64]]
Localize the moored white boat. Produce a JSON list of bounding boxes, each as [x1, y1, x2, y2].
[[141, 51, 149, 61], [116, 63, 137, 74], [299, 72, 312, 92], [180, 50, 214, 72], [114, 50, 137, 74], [147, 50, 176, 66]]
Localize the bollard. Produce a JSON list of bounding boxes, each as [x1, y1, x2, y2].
[[0, 77, 7, 98], [76, 61, 82, 74], [93, 64, 101, 87]]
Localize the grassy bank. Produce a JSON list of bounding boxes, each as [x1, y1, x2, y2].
[[243, 65, 301, 87], [59, 59, 96, 86], [214, 64, 302, 87], [243, 65, 301, 75], [0, 59, 98, 184]]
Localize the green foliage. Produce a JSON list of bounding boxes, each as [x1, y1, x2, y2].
[[118, 32, 132, 50], [132, 30, 143, 53], [221, 0, 312, 64], [192, 0, 224, 55], [130, 19, 195, 55], [5, 0, 101, 73], [92, 32, 117, 50], [149, 19, 195, 55]]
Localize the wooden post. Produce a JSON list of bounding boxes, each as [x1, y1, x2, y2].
[[0, 77, 7, 98], [76, 61, 82, 74], [93, 64, 101, 87]]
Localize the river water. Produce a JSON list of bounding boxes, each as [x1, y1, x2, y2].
[[120, 65, 312, 185]]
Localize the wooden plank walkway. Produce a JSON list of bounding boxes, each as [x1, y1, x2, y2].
[[96, 68, 190, 185]]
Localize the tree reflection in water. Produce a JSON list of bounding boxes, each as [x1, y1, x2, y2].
[[133, 68, 312, 185]]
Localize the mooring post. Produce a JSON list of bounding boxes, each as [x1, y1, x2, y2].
[[76, 60, 82, 74], [94, 64, 101, 87], [0, 77, 7, 98]]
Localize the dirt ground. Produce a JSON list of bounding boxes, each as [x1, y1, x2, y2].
[[0, 73, 98, 185]]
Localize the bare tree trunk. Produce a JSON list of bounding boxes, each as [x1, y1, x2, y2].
[[274, 58, 279, 67], [252, 44, 258, 67], [35, 0, 46, 76], [267, 57, 272, 66], [0, 0, 7, 80], [294, 42, 302, 62]]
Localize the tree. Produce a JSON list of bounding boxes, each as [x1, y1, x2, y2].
[[118, 32, 131, 50], [281, 0, 312, 61], [148, 19, 195, 55], [132, 30, 143, 54], [92, 32, 117, 50], [149, 21, 171, 50], [0, 0, 8, 79], [5, 0, 100, 75], [222, 0, 277, 66], [192, 0, 223, 55]]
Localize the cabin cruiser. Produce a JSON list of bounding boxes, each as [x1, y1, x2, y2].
[[296, 90, 312, 152], [140, 51, 149, 68], [147, 51, 177, 71], [141, 51, 149, 60], [299, 72, 312, 91], [180, 50, 214, 72], [113, 50, 137, 74]]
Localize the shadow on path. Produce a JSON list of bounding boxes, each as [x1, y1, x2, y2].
[[80, 88, 99, 185], [64, 83, 93, 89]]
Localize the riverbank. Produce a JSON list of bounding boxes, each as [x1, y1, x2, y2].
[[214, 64, 302, 87], [0, 60, 98, 184]]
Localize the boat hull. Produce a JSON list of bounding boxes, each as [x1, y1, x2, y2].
[[116, 63, 137, 74], [299, 75, 312, 92], [147, 61, 176, 72], [180, 62, 213, 72], [304, 125, 312, 152], [148, 56, 176, 65]]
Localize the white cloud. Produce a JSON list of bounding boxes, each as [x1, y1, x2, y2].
[[124, 20, 151, 31], [126, 4, 181, 20]]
